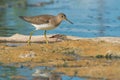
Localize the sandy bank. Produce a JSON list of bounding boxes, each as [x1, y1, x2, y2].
[[0, 34, 120, 80]]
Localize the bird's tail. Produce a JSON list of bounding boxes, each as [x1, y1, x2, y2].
[[19, 16, 33, 23], [19, 16, 25, 20]]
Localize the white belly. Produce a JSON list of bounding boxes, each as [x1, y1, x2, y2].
[[32, 24, 56, 30]]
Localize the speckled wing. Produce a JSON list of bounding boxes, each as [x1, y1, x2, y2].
[[19, 15, 54, 25]]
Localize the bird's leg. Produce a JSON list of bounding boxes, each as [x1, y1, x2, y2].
[[44, 30, 48, 44], [27, 30, 35, 45]]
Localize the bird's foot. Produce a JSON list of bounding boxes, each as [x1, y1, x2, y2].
[[27, 40, 31, 46], [46, 40, 49, 44]]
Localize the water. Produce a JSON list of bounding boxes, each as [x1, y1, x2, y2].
[[0, 66, 85, 80], [0, 0, 120, 37]]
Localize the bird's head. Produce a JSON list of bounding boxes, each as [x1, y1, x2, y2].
[[57, 13, 73, 24]]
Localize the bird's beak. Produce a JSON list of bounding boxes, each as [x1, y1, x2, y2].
[[65, 18, 73, 24]]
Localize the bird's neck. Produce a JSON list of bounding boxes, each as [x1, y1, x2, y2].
[[55, 17, 62, 26]]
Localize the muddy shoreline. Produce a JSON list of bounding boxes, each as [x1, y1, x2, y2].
[[0, 35, 120, 80]]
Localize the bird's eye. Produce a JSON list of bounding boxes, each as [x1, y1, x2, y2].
[[61, 16, 64, 18]]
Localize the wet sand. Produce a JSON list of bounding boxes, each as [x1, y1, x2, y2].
[[0, 35, 120, 80]]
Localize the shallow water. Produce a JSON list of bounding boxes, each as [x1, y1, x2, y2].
[[0, 0, 120, 37], [0, 66, 85, 80]]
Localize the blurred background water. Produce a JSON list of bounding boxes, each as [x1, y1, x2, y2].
[[0, 0, 120, 37]]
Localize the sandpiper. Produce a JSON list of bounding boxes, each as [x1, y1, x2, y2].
[[19, 13, 73, 45]]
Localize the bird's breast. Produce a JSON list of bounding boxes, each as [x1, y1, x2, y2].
[[32, 24, 57, 30]]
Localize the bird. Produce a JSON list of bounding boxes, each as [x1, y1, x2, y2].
[[19, 13, 73, 45]]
